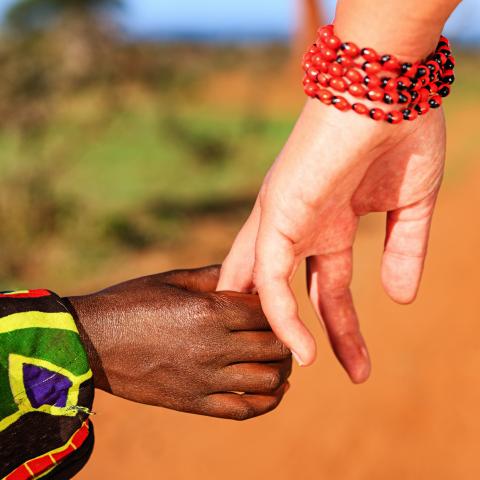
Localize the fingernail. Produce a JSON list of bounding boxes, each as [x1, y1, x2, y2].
[[292, 351, 305, 367]]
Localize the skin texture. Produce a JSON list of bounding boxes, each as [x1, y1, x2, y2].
[[67, 266, 292, 421], [219, 0, 461, 381]]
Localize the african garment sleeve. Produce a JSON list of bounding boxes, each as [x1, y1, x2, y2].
[[0, 290, 95, 480]]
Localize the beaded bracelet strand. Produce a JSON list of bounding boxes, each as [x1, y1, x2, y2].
[[302, 25, 455, 124]]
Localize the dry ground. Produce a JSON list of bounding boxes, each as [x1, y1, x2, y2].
[[76, 158, 480, 480]]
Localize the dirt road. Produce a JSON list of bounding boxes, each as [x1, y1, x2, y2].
[[79, 164, 480, 480]]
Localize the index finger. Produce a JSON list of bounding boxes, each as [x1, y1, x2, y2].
[[254, 225, 316, 366]]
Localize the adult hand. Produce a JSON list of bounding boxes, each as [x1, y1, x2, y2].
[[219, 101, 446, 382], [66, 266, 291, 420]]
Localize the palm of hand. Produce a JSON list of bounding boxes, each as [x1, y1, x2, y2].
[[219, 103, 446, 382]]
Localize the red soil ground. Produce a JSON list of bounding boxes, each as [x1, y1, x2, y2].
[[79, 162, 480, 480]]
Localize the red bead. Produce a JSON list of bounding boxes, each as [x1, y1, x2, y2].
[[369, 108, 386, 121], [396, 76, 412, 90], [416, 102, 430, 115], [311, 54, 323, 66], [318, 60, 330, 73], [341, 42, 360, 58], [387, 110, 403, 124], [361, 48, 378, 62], [304, 83, 318, 97], [403, 108, 418, 121], [345, 68, 363, 84], [332, 96, 350, 111], [317, 25, 333, 42], [325, 35, 342, 50], [363, 62, 382, 75], [383, 57, 401, 72], [364, 75, 381, 88], [367, 88, 383, 102], [318, 89, 333, 104], [317, 73, 329, 87], [302, 75, 313, 85], [352, 103, 369, 115], [384, 78, 398, 92], [404, 64, 418, 78], [383, 91, 399, 104], [320, 46, 337, 62], [428, 83, 439, 94], [419, 88, 430, 103], [348, 83, 367, 98], [307, 67, 320, 80], [426, 60, 440, 74], [328, 63, 345, 77], [302, 60, 313, 71], [329, 77, 347, 92], [336, 55, 355, 68]]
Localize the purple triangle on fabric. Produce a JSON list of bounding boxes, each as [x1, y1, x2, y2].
[[23, 363, 72, 408]]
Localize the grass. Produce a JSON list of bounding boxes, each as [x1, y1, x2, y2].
[[0, 44, 478, 287]]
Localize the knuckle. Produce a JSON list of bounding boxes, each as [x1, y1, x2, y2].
[[265, 370, 283, 393]]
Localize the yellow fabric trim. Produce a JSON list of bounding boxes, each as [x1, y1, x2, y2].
[[0, 311, 77, 335], [0, 354, 92, 431], [0, 290, 29, 295]]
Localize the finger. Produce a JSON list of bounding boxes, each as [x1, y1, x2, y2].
[[307, 251, 371, 384], [228, 331, 292, 363], [218, 293, 270, 331], [217, 198, 261, 293], [381, 192, 438, 304], [165, 265, 221, 292], [201, 384, 289, 421], [218, 359, 292, 394], [254, 224, 316, 366]]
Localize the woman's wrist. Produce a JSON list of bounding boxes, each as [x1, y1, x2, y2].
[[334, 0, 461, 62]]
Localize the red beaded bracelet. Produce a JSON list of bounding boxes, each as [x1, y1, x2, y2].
[[302, 25, 455, 124]]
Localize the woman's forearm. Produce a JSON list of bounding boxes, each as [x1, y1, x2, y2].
[[334, 0, 462, 61]]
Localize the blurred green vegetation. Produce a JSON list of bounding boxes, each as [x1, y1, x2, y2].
[[0, 4, 478, 286]]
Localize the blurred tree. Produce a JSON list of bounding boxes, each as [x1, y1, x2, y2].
[[6, 0, 123, 32]]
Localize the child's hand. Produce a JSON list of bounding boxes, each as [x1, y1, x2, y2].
[[67, 266, 291, 420], [219, 101, 446, 382]]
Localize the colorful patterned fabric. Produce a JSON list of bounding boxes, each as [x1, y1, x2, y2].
[[0, 290, 94, 480]]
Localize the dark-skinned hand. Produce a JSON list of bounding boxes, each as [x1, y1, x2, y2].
[[66, 266, 292, 421]]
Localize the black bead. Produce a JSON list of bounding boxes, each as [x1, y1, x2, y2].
[[332, 97, 340, 104], [416, 67, 427, 78], [384, 94, 394, 104], [340, 43, 349, 50], [364, 76, 372, 86], [437, 41, 448, 48], [410, 91, 419, 101], [427, 63, 436, 72], [433, 54, 443, 65], [362, 61, 370, 71], [429, 74, 436, 82], [403, 109, 411, 120], [415, 105, 424, 114], [410, 80, 417, 90], [369, 109, 377, 119], [438, 86, 450, 97], [439, 48, 451, 57], [381, 77, 389, 87], [380, 54, 391, 64], [387, 113, 395, 124], [398, 93, 408, 104], [429, 99, 440, 109], [361, 48, 368, 56], [401, 62, 413, 74], [445, 59, 455, 70], [397, 80, 407, 90], [444, 75, 455, 85]]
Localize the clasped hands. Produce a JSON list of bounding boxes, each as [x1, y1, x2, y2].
[[69, 100, 445, 421]]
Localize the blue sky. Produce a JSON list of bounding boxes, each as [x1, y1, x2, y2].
[[0, 0, 478, 42]]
